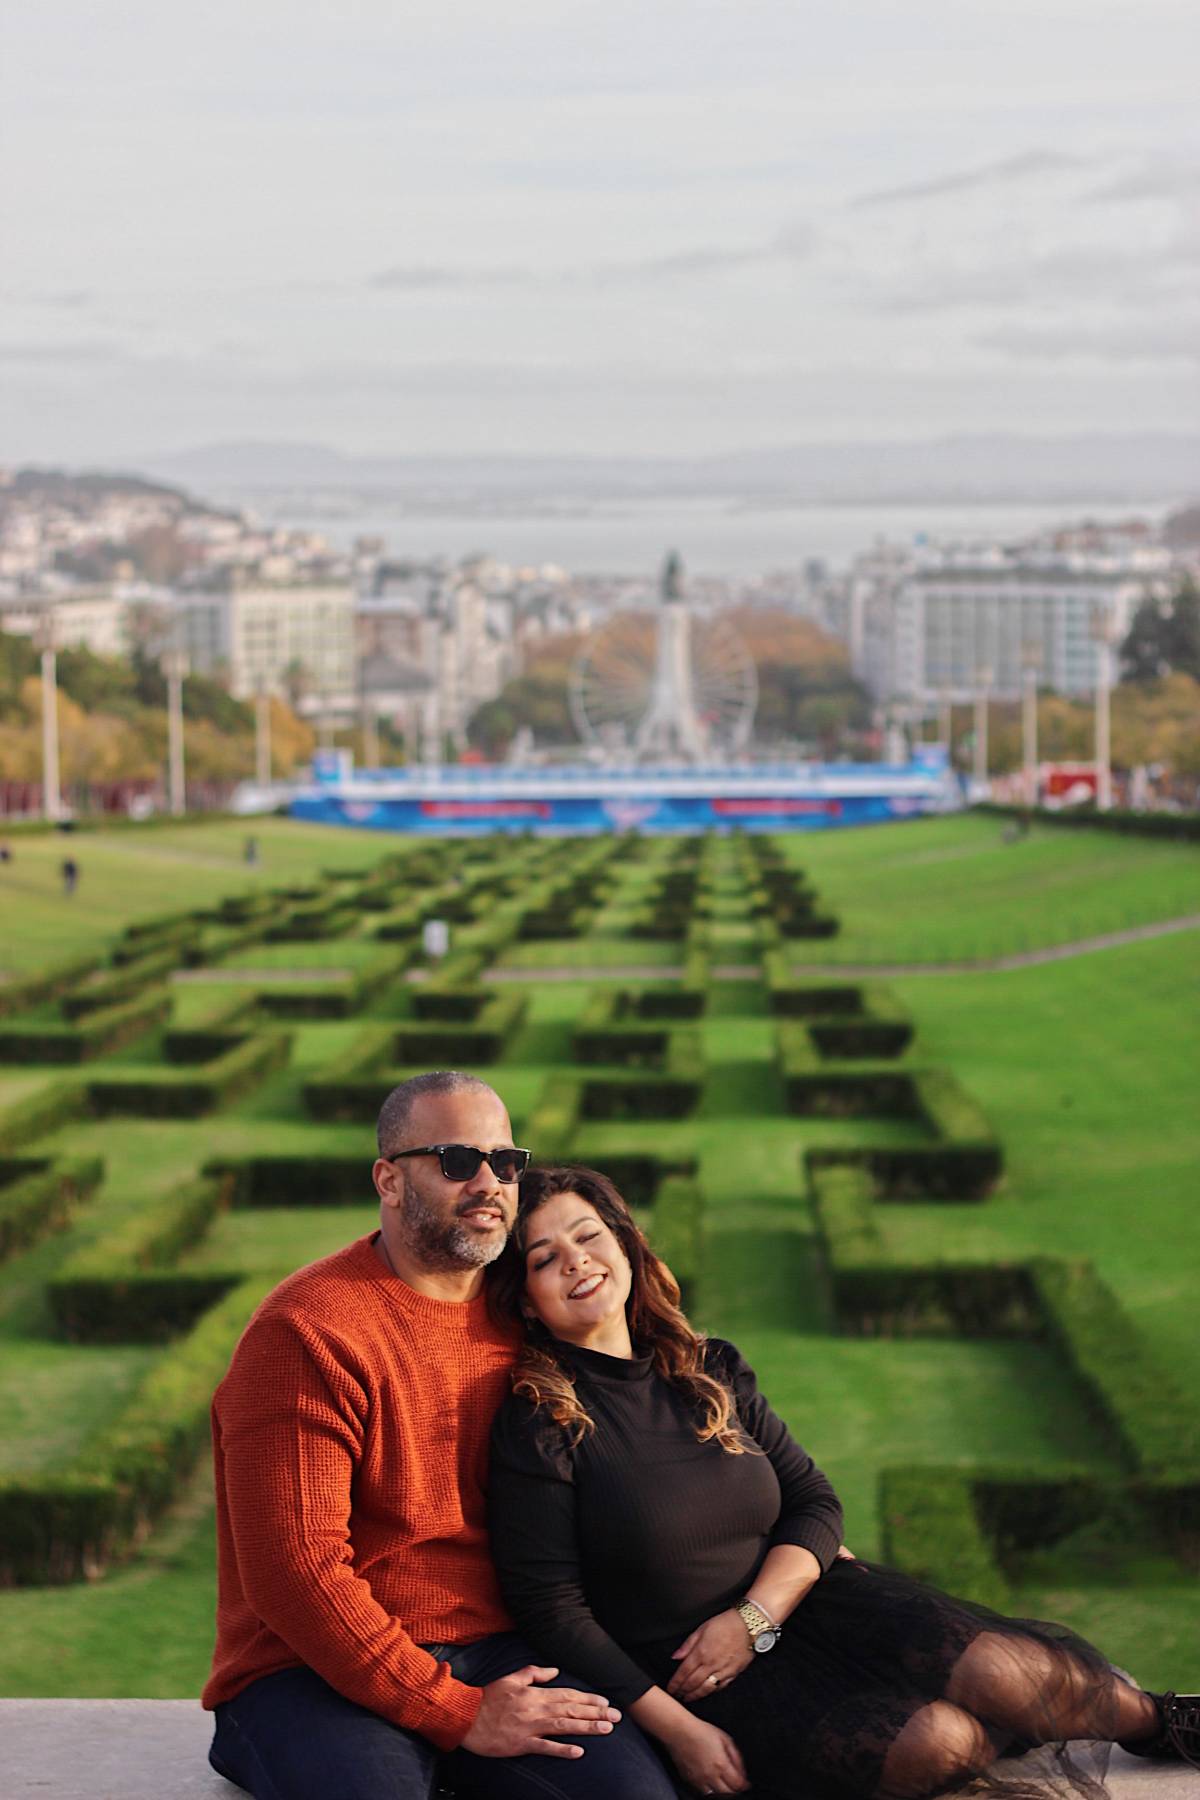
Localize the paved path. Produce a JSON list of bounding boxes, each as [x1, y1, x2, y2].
[[0, 1699, 1191, 1799], [483, 915, 1200, 982]]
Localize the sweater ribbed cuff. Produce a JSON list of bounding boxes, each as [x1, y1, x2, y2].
[[406, 1676, 484, 1753], [771, 1518, 843, 1574]]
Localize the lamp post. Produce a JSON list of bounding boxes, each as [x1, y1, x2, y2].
[[255, 677, 272, 787], [1021, 644, 1041, 811], [163, 648, 189, 816], [1091, 608, 1116, 812], [36, 610, 62, 822], [973, 666, 992, 790]]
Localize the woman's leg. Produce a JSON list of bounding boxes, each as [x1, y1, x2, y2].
[[877, 1700, 1002, 1800], [943, 1629, 1160, 1747]]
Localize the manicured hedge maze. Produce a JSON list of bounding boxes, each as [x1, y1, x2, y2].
[[0, 822, 1195, 1647]]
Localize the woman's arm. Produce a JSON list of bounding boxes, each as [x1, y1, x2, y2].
[[665, 1344, 844, 1703], [488, 1401, 656, 1712], [711, 1339, 844, 1569], [489, 1401, 749, 1791]]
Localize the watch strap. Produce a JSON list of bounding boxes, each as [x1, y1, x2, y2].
[[736, 1597, 779, 1643]]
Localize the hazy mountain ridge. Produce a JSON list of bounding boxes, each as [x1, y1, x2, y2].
[[139, 434, 1200, 506]]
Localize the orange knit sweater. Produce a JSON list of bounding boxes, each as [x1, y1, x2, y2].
[[203, 1234, 520, 1751]]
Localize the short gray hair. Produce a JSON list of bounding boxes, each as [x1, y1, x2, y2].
[[376, 1071, 500, 1157]]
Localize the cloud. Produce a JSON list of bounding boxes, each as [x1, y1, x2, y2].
[[976, 319, 1200, 365], [366, 221, 817, 292], [850, 149, 1085, 210], [1085, 161, 1200, 205], [368, 264, 528, 291], [0, 340, 126, 364]]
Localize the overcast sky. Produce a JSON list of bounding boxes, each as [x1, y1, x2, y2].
[[2, 0, 1198, 463]]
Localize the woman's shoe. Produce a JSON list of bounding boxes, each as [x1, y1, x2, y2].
[[1119, 1693, 1200, 1770]]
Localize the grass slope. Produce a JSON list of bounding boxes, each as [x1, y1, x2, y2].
[[0, 817, 1195, 1697]]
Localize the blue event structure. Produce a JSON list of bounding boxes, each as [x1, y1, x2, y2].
[[290, 752, 960, 836]]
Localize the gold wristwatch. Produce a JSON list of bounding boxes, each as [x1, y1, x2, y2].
[[736, 1597, 781, 1654]]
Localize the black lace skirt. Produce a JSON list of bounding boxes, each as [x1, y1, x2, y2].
[[640, 1558, 1122, 1800]]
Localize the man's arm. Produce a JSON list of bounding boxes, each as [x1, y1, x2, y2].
[[217, 1313, 480, 1748], [218, 1313, 619, 1758]]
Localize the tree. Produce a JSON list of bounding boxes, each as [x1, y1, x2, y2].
[[1164, 576, 1200, 681], [1120, 596, 1170, 683], [1120, 577, 1200, 683]]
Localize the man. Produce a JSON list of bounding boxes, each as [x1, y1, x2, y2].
[[203, 1069, 678, 1799]]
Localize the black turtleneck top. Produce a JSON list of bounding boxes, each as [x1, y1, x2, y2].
[[488, 1337, 844, 1707]]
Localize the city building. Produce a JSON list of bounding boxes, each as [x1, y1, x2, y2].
[[177, 584, 356, 712], [856, 545, 1171, 703]]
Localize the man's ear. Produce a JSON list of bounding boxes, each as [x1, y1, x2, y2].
[[373, 1157, 404, 1209]]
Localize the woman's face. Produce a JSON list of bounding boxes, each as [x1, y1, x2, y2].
[[521, 1190, 634, 1351]]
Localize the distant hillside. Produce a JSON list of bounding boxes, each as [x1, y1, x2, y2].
[[0, 466, 228, 519]]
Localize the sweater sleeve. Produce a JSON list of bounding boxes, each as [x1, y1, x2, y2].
[[488, 1396, 657, 1710], [215, 1311, 481, 1751], [706, 1339, 844, 1573]]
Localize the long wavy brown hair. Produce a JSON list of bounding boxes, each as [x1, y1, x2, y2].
[[489, 1164, 750, 1455]]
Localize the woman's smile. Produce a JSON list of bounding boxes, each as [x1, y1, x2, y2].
[[522, 1191, 634, 1354]]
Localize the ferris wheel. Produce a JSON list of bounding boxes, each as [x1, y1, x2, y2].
[[569, 555, 758, 764]]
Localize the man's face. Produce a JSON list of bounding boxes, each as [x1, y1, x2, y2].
[[379, 1087, 519, 1274]]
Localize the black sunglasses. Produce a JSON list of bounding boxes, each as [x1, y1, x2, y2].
[[385, 1144, 531, 1183]]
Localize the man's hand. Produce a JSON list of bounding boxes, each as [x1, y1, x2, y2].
[[666, 1611, 753, 1703], [459, 1665, 621, 1760]]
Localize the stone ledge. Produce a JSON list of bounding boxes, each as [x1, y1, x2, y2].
[[0, 1699, 1195, 1798]]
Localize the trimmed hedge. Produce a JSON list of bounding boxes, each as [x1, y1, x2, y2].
[[578, 1027, 705, 1120], [525, 1074, 584, 1158], [766, 972, 913, 1056], [646, 1172, 704, 1312], [571, 991, 673, 1067], [87, 1030, 292, 1118], [879, 1468, 1013, 1610], [303, 1026, 396, 1122], [0, 1155, 105, 1263], [163, 992, 258, 1062], [204, 1154, 371, 1208], [0, 1080, 77, 1153], [265, 901, 358, 941], [111, 916, 201, 963], [976, 802, 1200, 844], [1030, 1257, 1200, 1478], [252, 945, 413, 1020], [0, 953, 103, 1020], [48, 1171, 237, 1342], [60, 946, 181, 1019], [0, 988, 171, 1065], [0, 1273, 275, 1585], [809, 1162, 1038, 1337], [391, 991, 528, 1065], [802, 1066, 1001, 1201]]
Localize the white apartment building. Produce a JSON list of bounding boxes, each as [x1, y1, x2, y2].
[[178, 585, 356, 708], [860, 546, 1171, 702], [0, 591, 133, 659]]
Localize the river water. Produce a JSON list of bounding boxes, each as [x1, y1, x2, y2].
[[238, 493, 1171, 577]]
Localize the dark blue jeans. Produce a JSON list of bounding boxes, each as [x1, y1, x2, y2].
[[209, 1636, 681, 1799]]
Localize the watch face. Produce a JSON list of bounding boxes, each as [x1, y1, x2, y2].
[[753, 1629, 778, 1654]]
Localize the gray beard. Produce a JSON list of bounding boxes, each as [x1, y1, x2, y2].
[[397, 1189, 509, 1272]]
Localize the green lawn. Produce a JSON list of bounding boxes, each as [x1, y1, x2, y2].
[[0, 818, 1196, 1697], [783, 814, 1200, 963], [0, 818, 406, 975]]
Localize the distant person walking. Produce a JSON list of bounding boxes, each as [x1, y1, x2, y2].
[[61, 856, 79, 897], [244, 835, 259, 866]]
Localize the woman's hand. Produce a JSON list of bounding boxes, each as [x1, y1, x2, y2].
[[665, 1715, 750, 1794], [667, 1609, 753, 1702]]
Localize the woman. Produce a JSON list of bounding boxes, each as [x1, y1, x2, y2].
[[487, 1166, 1197, 1799]]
